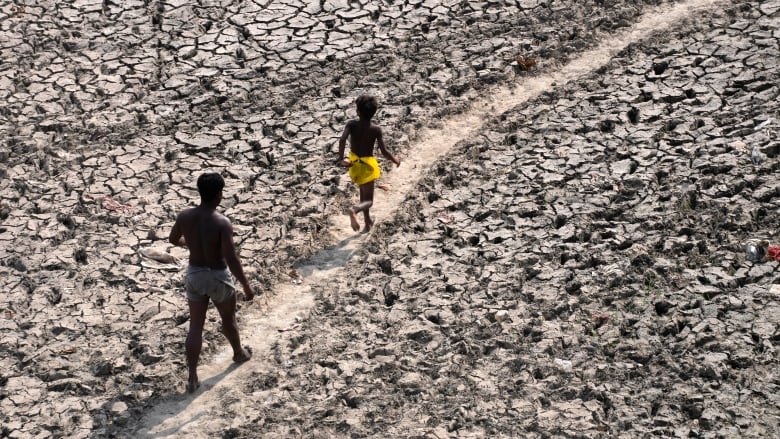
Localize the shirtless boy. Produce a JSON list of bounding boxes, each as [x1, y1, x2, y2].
[[169, 173, 254, 393], [335, 95, 400, 232]]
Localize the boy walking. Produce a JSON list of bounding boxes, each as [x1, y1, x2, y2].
[[335, 95, 400, 232], [169, 172, 254, 393]]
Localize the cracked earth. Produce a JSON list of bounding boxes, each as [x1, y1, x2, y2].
[[1, 0, 780, 438]]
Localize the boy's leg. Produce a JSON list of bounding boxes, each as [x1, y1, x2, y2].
[[359, 181, 375, 231], [348, 207, 360, 231], [353, 181, 374, 213], [186, 299, 209, 392], [214, 293, 251, 363], [349, 182, 375, 232]]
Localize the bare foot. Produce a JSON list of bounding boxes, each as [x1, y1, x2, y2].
[[349, 210, 360, 231], [186, 380, 200, 394], [377, 183, 391, 191], [233, 346, 252, 363], [362, 217, 374, 233]]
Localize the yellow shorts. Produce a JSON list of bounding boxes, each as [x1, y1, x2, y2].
[[348, 152, 381, 185]]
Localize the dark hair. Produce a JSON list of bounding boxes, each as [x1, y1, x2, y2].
[[356, 95, 378, 119], [197, 173, 224, 203]]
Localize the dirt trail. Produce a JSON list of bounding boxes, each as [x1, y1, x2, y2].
[[130, 0, 721, 436]]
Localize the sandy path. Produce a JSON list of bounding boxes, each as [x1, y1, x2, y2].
[[130, 0, 722, 436]]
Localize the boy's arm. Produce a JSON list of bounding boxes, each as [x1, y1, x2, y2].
[[376, 128, 400, 167], [220, 218, 254, 301], [335, 123, 351, 164], [169, 214, 187, 247]]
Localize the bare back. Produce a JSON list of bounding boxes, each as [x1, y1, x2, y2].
[[173, 207, 230, 269], [346, 119, 383, 157]]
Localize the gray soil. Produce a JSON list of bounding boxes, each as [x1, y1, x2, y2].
[[1, 0, 779, 438]]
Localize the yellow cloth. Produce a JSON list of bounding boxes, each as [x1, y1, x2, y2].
[[347, 151, 381, 185]]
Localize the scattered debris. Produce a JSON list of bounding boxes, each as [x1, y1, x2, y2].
[[139, 247, 180, 265], [288, 269, 303, 284], [101, 195, 134, 213], [515, 55, 537, 70], [766, 245, 780, 261], [745, 241, 769, 261], [751, 145, 766, 165], [754, 118, 774, 131], [554, 358, 573, 373]]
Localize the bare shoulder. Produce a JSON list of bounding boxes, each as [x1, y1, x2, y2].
[[371, 124, 384, 135], [176, 207, 196, 221], [214, 211, 233, 230]]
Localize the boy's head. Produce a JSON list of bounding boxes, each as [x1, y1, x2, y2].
[[197, 172, 225, 204], [356, 95, 378, 119]]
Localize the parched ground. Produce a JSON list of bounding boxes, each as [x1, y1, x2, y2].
[[219, 1, 780, 438], [1, 0, 779, 438]]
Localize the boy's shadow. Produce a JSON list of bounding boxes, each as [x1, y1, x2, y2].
[[133, 361, 246, 438], [297, 233, 363, 276]]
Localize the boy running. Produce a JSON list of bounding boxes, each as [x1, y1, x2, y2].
[[335, 95, 400, 232]]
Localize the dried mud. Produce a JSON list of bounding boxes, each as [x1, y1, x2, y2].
[[1, 0, 779, 438]]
